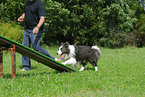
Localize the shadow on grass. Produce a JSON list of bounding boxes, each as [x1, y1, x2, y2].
[[18, 65, 38, 70], [2, 71, 61, 79], [85, 66, 96, 71], [2, 66, 62, 79]]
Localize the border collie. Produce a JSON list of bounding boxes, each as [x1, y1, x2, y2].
[[57, 42, 102, 71]]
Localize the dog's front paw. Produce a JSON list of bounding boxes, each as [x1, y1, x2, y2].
[[62, 62, 66, 65], [79, 67, 85, 71]]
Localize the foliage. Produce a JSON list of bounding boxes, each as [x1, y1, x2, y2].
[[43, 0, 138, 47], [134, 14, 145, 47], [0, 0, 145, 47], [42, 0, 71, 45], [0, 0, 25, 22], [99, 2, 136, 48], [43, 0, 105, 46], [0, 46, 145, 96], [122, 0, 145, 47], [0, 0, 25, 43], [0, 22, 24, 43]]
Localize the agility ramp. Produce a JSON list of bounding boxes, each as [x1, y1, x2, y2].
[[0, 35, 76, 78]]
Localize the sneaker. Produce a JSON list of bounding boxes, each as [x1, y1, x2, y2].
[[21, 67, 31, 71], [26, 67, 31, 70], [21, 68, 26, 71]]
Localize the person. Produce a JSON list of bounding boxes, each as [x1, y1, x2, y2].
[[18, 0, 58, 71]]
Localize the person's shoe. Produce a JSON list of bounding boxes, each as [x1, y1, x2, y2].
[[26, 67, 31, 70], [21, 68, 27, 71], [21, 67, 30, 71]]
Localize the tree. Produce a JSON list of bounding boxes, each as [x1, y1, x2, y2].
[[99, 1, 136, 48], [1, 0, 144, 47], [122, 0, 145, 47], [43, 0, 104, 46], [0, 0, 25, 22]]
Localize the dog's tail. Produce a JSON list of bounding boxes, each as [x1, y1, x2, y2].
[[92, 46, 102, 56]]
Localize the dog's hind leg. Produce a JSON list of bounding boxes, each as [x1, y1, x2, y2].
[[95, 66, 98, 71], [90, 58, 98, 71], [90, 61, 98, 71], [93, 63, 98, 71]]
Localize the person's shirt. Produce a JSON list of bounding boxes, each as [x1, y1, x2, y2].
[[24, 0, 45, 31]]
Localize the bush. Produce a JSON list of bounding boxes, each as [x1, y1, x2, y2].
[[1, 0, 144, 48], [99, 3, 137, 48], [42, 0, 104, 46], [0, 22, 24, 43], [0, 0, 25, 22]]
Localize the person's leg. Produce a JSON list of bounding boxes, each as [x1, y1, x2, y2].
[[30, 31, 55, 60], [21, 30, 31, 70]]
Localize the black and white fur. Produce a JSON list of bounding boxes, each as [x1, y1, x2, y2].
[[57, 42, 102, 71]]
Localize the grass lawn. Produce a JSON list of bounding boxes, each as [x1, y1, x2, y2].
[[0, 46, 144, 97]]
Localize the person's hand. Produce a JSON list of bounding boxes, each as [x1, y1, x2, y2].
[[33, 27, 39, 35], [18, 16, 23, 22]]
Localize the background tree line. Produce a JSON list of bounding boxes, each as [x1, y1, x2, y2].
[[0, 0, 145, 48]]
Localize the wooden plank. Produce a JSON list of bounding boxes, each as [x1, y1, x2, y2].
[[11, 45, 16, 79], [0, 52, 3, 78]]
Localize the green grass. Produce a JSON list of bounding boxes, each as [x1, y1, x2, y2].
[[0, 46, 144, 97]]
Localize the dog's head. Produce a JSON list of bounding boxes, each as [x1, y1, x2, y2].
[[57, 42, 70, 61], [57, 42, 70, 55]]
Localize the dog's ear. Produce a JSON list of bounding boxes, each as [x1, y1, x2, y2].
[[66, 42, 69, 45], [61, 42, 64, 46], [64, 42, 69, 48]]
